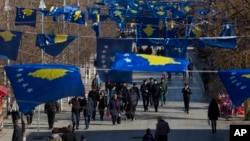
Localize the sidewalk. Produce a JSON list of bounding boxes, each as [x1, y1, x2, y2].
[[1, 53, 250, 141]]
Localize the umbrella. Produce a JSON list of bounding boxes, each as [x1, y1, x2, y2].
[[0, 85, 10, 97]]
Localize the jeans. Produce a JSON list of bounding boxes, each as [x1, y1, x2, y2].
[[84, 115, 91, 129], [72, 111, 80, 129]]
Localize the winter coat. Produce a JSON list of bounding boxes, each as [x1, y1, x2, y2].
[[128, 92, 139, 107], [108, 98, 120, 116], [82, 97, 94, 116], [45, 101, 59, 113], [208, 99, 220, 120], [152, 84, 161, 98], [12, 125, 22, 141], [68, 97, 82, 113]]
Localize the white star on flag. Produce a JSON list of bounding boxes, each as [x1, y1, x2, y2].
[[124, 57, 131, 63]]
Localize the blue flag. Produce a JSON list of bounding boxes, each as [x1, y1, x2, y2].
[[111, 53, 189, 72], [4, 64, 85, 114], [15, 7, 37, 27], [0, 30, 22, 60], [96, 38, 132, 83], [49, 6, 64, 21], [199, 36, 236, 49], [87, 7, 101, 21], [36, 34, 77, 57], [218, 69, 250, 106], [64, 10, 86, 24], [136, 17, 159, 46]]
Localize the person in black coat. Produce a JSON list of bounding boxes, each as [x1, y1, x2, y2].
[[44, 101, 59, 129], [108, 94, 121, 125], [82, 94, 94, 130], [140, 80, 149, 112], [69, 96, 82, 130], [12, 120, 23, 141], [98, 90, 108, 121], [152, 80, 161, 112], [88, 88, 99, 120], [127, 89, 139, 120], [182, 83, 192, 114], [208, 98, 220, 134]]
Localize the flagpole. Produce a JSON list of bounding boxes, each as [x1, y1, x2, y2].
[[3, 0, 11, 119], [34, 0, 46, 140]]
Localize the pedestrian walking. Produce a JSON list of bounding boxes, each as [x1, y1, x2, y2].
[[47, 128, 62, 141], [12, 120, 23, 141], [88, 88, 99, 121], [159, 78, 168, 106], [82, 94, 94, 130], [155, 117, 170, 141], [208, 98, 220, 134], [10, 99, 20, 124], [182, 83, 192, 114], [127, 88, 139, 120], [142, 128, 155, 141], [187, 58, 193, 80], [147, 78, 154, 107], [130, 82, 140, 102], [201, 67, 210, 96], [44, 101, 59, 129], [68, 96, 82, 130], [108, 94, 121, 125], [26, 109, 34, 128], [152, 80, 161, 112], [140, 80, 149, 112], [98, 90, 108, 121]]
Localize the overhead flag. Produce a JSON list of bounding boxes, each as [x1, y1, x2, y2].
[[218, 69, 250, 106], [136, 17, 159, 46], [199, 36, 237, 49], [87, 7, 100, 21], [96, 38, 132, 83], [15, 7, 37, 27], [36, 34, 77, 57], [0, 30, 22, 60], [48, 6, 64, 21], [64, 10, 86, 24], [4, 64, 85, 114], [111, 53, 189, 72]]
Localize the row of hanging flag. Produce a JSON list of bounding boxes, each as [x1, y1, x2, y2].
[[0, 30, 77, 60]]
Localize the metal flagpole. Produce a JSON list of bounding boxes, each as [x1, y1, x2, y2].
[[33, 0, 46, 140]]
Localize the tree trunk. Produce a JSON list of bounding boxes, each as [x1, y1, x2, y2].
[[244, 98, 250, 120]]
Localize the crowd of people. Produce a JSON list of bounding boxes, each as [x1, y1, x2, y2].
[[9, 64, 225, 141]]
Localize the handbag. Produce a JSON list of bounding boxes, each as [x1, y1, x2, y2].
[[105, 111, 110, 118]]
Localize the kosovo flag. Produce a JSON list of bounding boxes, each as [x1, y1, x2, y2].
[[96, 38, 132, 83], [4, 64, 85, 114], [15, 7, 37, 27], [49, 6, 64, 21], [36, 34, 77, 57], [64, 10, 85, 24], [136, 17, 159, 46], [87, 7, 100, 21], [109, 8, 126, 23], [218, 69, 250, 106], [111, 53, 189, 72], [0, 30, 22, 60]]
